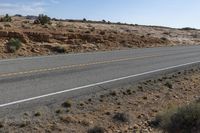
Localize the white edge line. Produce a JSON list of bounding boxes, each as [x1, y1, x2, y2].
[[0, 60, 200, 108]]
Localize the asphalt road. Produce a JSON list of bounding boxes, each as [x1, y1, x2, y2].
[[1, 45, 200, 114]]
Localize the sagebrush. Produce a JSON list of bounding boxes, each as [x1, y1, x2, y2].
[[153, 102, 200, 133], [7, 38, 22, 53]]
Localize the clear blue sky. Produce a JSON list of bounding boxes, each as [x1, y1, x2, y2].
[[0, 0, 200, 28]]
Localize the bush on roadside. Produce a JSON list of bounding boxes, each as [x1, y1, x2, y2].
[[161, 37, 168, 41], [34, 112, 41, 117], [152, 102, 200, 133], [34, 14, 51, 25], [164, 81, 173, 89], [62, 100, 72, 108], [87, 126, 105, 133], [52, 46, 67, 53], [0, 14, 12, 22], [7, 38, 22, 53], [113, 112, 130, 123], [0, 122, 3, 128]]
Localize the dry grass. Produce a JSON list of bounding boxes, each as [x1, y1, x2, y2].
[[153, 102, 200, 133]]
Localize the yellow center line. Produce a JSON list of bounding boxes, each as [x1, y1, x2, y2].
[[0, 54, 160, 78]]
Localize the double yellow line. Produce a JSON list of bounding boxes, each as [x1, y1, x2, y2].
[[0, 54, 160, 78]]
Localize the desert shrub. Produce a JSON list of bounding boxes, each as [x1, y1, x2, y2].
[[161, 37, 168, 41], [110, 91, 117, 96], [0, 122, 3, 128], [52, 18, 59, 21], [52, 46, 66, 53], [87, 126, 105, 133], [152, 103, 200, 133], [102, 19, 106, 23], [107, 21, 111, 24], [85, 30, 91, 34], [7, 38, 22, 53], [34, 14, 51, 25], [0, 14, 12, 22], [181, 27, 197, 31], [165, 81, 173, 89], [126, 89, 132, 95], [113, 112, 130, 123], [55, 109, 62, 114], [34, 112, 41, 117], [33, 19, 40, 24], [14, 14, 22, 17], [62, 100, 72, 108], [83, 18, 87, 22]]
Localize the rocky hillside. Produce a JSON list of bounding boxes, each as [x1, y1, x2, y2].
[[0, 16, 200, 59]]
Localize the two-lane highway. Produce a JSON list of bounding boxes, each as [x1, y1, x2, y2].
[[0, 45, 200, 113]]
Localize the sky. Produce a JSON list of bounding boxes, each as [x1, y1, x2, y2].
[[0, 0, 200, 28]]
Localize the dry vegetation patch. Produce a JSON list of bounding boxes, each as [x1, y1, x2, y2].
[[152, 102, 200, 133]]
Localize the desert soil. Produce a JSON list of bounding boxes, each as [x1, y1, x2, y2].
[[0, 16, 200, 59], [0, 66, 200, 133]]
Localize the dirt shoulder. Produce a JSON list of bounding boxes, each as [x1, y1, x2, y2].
[[0, 66, 200, 132], [0, 16, 200, 59]]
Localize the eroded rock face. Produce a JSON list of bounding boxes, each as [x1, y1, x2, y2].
[[0, 30, 53, 43], [24, 32, 51, 42], [0, 29, 171, 48], [0, 30, 28, 43], [0, 24, 172, 59]]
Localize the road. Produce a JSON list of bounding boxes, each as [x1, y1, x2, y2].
[[0, 45, 200, 114]]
